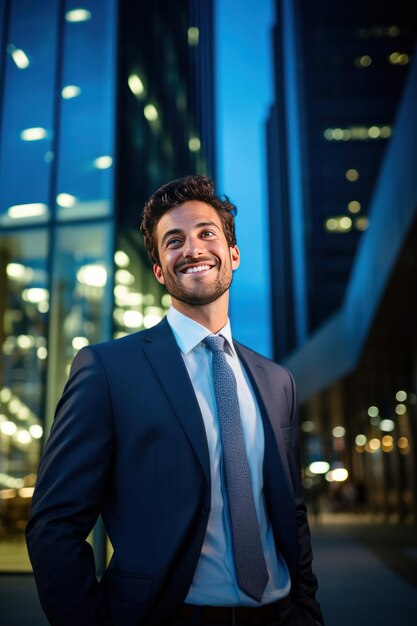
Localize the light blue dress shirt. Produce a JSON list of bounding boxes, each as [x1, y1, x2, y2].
[[166, 307, 291, 606]]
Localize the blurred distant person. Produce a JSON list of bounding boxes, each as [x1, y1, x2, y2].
[[26, 175, 324, 626]]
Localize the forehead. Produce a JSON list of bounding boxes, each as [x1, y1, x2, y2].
[[155, 200, 223, 240]]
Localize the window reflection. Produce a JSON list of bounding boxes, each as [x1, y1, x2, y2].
[[46, 223, 113, 430], [56, 0, 116, 221], [0, 0, 59, 226], [0, 230, 48, 570], [113, 231, 171, 339]]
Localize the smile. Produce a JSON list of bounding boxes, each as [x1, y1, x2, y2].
[[182, 264, 212, 274]]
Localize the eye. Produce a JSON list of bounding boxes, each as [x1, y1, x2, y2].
[[201, 230, 215, 238], [166, 237, 182, 247]]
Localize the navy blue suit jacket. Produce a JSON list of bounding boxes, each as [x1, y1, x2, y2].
[[26, 318, 323, 625]]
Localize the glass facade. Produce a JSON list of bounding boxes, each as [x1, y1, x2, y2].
[[0, 0, 118, 571], [0, 0, 215, 571]]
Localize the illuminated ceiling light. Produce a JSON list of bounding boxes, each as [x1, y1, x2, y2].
[[65, 8, 92, 22], [388, 25, 400, 37], [355, 434, 367, 446], [6, 263, 28, 280], [379, 126, 392, 139], [0, 421, 17, 436], [187, 26, 200, 46], [114, 250, 130, 267], [0, 388, 12, 403], [22, 288, 49, 304], [188, 137, 201, 152], [367, 405, 379, 417], [17, 335, 35, 349], [123, 310, 143, 329], [8, 203, 47, 219], [357, 55, 372, 67], [57, 193, 77, 208], [8, 46, 30, 69], [93, 155, 113, 169], [128, 73, 145, 96], [29, 425, 43, 439], [396, 390, 407, 402], [355, 217, 369, 231], [345, 168, 359, 182], [389, 52, 400, 64], [348, 200, 361, 213], [397, 53, 409, 66], [380, 419, 395, 432], [368, 126, 380, 138], [143, 104, 159, 121], [331, 468, 349, 482], [37, 347, 48, 360], [62, 85, 81, 99], [325, 218, 338, 231], [395, 403, 406, 415], [332, 426, 345, 438], [76, 264, 107, 288], [115, 269, 135, 286], [340, 217, 352, 230], [20, 127, 47, 141], [308, 461, 330, 475], [161, 294, 171, 308], [72, 336, 89, 350], [15, 429, 32, 444]]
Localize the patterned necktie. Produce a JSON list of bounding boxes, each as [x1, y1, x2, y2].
[[203, 335, 269, 602]]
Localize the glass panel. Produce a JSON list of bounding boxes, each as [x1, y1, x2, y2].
[[45, 222, 113, 432], [0, 0, 59, 226], [0, 229, 49, 571], [113, 229, 171, 339], [56, 0, 117, 221]]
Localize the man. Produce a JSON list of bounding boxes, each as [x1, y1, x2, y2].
[[26, 175, 323, 626]]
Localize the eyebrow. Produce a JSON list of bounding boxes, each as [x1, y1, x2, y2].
[[160, 221, 220, 245]]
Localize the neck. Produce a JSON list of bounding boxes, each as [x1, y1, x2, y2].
[[171, 293, 229, 334]]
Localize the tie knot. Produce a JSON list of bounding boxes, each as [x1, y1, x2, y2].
[[203, 335, 225, 353]]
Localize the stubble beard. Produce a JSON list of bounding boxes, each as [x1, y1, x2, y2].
[[162, 265, 233, 307]]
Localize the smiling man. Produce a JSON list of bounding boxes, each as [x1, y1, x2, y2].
[[26, 175, 323, 626]]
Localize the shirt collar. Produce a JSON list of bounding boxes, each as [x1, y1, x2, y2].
[[166, 306, 236, 357]]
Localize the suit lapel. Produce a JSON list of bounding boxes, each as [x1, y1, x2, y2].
[[140, 319, 210, 488], [234, 343, 293, 490]]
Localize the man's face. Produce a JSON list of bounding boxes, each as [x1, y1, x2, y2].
[[153, 200, 240, 308]]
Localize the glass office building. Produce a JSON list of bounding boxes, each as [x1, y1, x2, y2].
[[268, 0, 417, 524], [0, 0, 215, 571]]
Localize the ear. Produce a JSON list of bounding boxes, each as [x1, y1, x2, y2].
[[230, 245, 240, 271], [153, 263, 165, 285]]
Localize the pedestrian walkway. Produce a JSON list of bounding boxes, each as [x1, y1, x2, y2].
[[1, 517, 416, 625], [311, 515, 417, 626]]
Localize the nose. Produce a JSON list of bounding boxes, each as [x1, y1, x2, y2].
[[182, 236, 204, 257]]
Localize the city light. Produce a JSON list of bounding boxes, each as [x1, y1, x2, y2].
[[114, 250, 130, 267], [395, 390, 407, 402], [187, 26, 200, 46], [7, 203, 48, 219], [332, 426, 345, 438], [77, 264, 107, 288], [144, 104, 159, 121], [308, 461, 330, 475], [65, 8, 92, 22], [8, 45, 30, 69], [380, 419, 395, 432], [93, 156, 113, 169], [188, 137, 201, 152], [128, 73, 145, 96], [62, 85, 81, 99], [20, 127, 47, 141], [57, 193, 77, 208]]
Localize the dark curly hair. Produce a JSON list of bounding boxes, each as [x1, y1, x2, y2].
[[140, 175, 237, 264]]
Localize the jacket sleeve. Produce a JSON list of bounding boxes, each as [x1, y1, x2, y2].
[[286, 369, 324, 625], [25, 346, 114, 625]]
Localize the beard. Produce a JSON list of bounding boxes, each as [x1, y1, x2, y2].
[[161, 260, 233, 307]]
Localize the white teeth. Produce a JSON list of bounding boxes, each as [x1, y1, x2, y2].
[[184, 265, 211, 273]]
